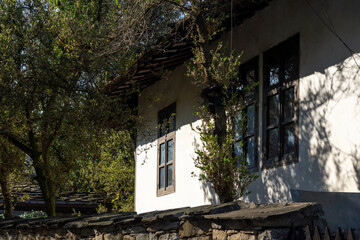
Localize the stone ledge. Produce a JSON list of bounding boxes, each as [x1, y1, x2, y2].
[[0, 201, 325, 240]]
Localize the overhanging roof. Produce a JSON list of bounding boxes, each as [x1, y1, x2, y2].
[[109, 0, 272, 98]]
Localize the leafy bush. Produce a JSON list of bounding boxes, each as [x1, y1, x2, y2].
[[189, 42, 258, 202]]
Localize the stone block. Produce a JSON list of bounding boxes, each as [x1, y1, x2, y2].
[[158, 233, 178, 240], [155, 231, 165, 236], [123, 226, 146, 234], [228, 232, 255, 240], [211, 222, 222, 230], [65, 231, 76, 240], [123, 235, 136, 240], [226, 230, 238, 235], [213, 229, 227, 240], [179, 221, 194, 238], [180, 220, 210, 238], [148, 233, 158, 240], [136, 233, 149, 240], [7, 232, 17, 240], [44, 236, 56, 240], [258, 229, 288, 240], [104, 233, 123, 240], [188, 236, 210, 240], [148, 221, 180, 232], [25, 234, 37, 240], [95, 234, 104, 240]]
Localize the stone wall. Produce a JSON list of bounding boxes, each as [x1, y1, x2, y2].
[[0, 202, 324, 240]]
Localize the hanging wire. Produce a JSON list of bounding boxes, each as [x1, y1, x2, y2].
[[306, 0, 360, 69]]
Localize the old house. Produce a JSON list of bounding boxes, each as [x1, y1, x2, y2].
[[111, 0, 360, 230]]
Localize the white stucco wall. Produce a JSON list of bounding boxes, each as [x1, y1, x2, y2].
[[135, 66, 219, 214], [135, 0, 360, 226], [223, 0, 360, 205]]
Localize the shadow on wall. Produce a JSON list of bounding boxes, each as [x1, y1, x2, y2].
[[192, 136, 220, 205], [245, 53, 360, 230], [298, 53, 360, 193], [186, 52, 360, 209]]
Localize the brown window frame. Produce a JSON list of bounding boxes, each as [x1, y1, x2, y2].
[[234, 56, 259, 172], [262, 34, 299, 169], [157, 103, 176, 196]]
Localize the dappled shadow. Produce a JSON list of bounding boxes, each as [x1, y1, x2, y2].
[[191, 136, 220, 205], [244, 53, 360, 230]]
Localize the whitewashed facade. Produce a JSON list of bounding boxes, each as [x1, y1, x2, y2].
[[134, 0, 360, 229]]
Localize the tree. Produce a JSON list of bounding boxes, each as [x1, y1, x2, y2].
[[184, 1, 260, 202], [0, 139, 26, 218], [67, 130, 135, 212], [189, 42, 259, 202], [0, 0, 132, 216]]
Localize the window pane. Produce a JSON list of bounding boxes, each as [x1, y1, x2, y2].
[[234, 140, 243, 167], [160, 143, 165, 165], [283, 123, 295, 155], [168, 113, 176, 133], [167, 139, 173, 162], [235, 113, 242, 139], [283, 88, 294, 121], [269, 64, 280, 86], [285, 48, 298, 81], [268, 94, 279, 125], [167, 164, 173, 186], [159, 167, 165, 189], [159, 122, 166, 137], [246, 137, 255, 166], [158, 104, 176, 137], [267, 128, 279, 159], [246, 69, 256, 87], [247, 105, 255, 134], [234, 141, 242, 160]]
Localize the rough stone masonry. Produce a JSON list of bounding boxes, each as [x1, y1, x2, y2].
[[0, 201, 324, 240]]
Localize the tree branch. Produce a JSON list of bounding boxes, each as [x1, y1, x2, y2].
[[0, 131, 33, 158], [163, 0, 191, 13]]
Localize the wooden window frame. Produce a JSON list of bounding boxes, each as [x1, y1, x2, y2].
[[235, 56, 259, 172], [157, 103, 176, 196], [262, 34, 299, 169]]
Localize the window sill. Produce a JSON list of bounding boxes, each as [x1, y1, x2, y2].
[[157, 186, 175, 197]]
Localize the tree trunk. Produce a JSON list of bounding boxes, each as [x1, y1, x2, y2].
[[213, 173, 235, 203], [0, 168, 13, 218], [33, 154, 56, 217], [193, 5, 228, 146]]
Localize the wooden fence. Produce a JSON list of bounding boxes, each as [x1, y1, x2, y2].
[[288, 225, 359, 240]]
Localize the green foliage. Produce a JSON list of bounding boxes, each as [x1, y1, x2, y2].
[[71, 209, 81, 217], [68, 130, 135, 212], [20, 210, 47, 219], [96, 204, 108, 214], [188, 41, 258, 202], [0, 139, 28, 218], [0, 0, 134, 216]]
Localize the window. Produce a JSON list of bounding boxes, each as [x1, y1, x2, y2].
[[234, 57, 258, 171], [263, 34, 299, 168], [157, 103, 176, 196]]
